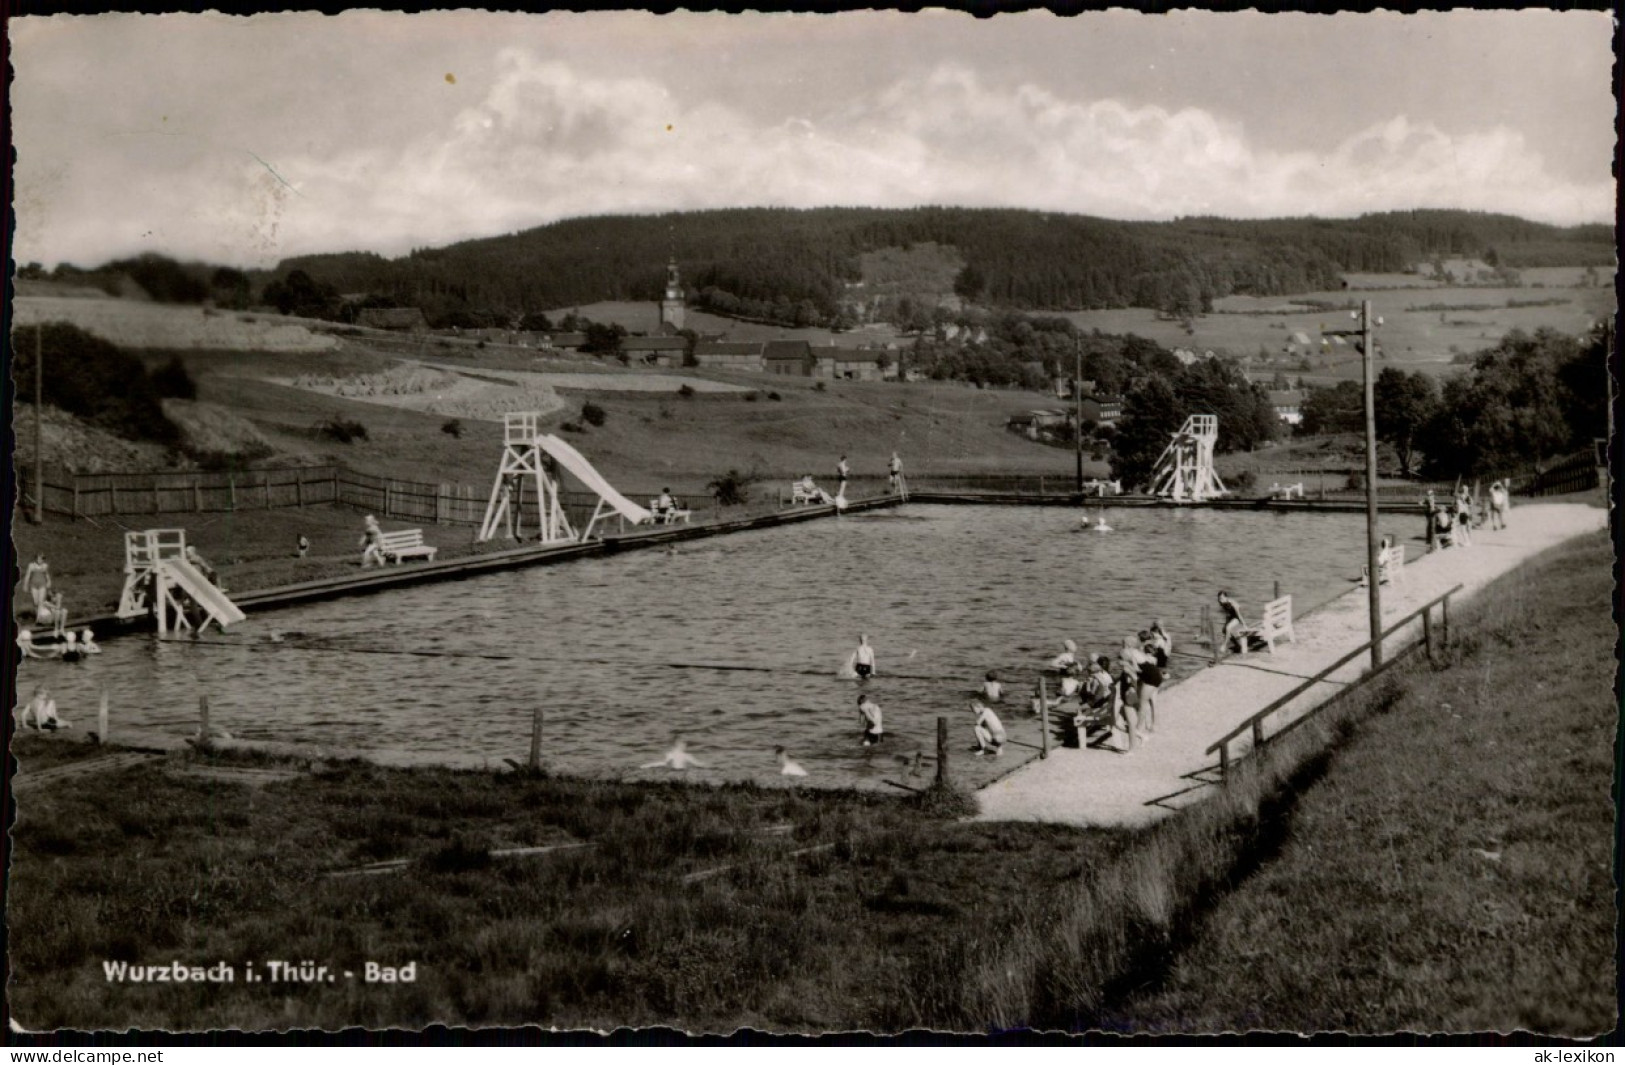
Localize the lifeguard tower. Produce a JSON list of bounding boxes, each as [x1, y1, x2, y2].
[[477, 412, 654, 544], [118, 529, 246, 635], [1149, 414, 1229, 502]]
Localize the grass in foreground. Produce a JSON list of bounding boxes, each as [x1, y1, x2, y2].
[[1097, 529, 1617, 1035], [7, 751, 1125, 1032]]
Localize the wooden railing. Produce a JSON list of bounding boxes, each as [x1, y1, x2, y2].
[[1206, 584, 1464, 779]]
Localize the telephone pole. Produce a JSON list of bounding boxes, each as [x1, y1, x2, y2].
[[1324, 303, 1383, 667], [1074, 341, 1084, 493], [32, 325, 43, 524]]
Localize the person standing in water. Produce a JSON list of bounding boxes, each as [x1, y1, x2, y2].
[[858, 693, 884, 746], [643, 737, 703, 770], [851, 634, 877, 680]]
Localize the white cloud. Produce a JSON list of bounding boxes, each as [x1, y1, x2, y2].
[[14, 55, 1613, 268]]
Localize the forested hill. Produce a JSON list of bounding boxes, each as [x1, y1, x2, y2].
[[272, 207, 1613, 326]]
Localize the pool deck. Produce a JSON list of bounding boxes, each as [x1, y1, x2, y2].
[[974, 502, 1609, 829]]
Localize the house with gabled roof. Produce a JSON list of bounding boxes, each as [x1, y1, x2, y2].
[[621, 335, 688, 368], [764, 340, 815, 376], [694, 341, 765, 372], [814, 346, 887, 381]]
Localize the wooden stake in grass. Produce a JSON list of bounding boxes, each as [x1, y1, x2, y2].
[[1040, 676, 1050, 759], [529, 704, 543, 770], [198, 695, 212, 750], [97, 689, 109, 744]]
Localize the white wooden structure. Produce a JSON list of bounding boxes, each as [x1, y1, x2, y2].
[[118, 529, 245, 635], [1149, 414, 1228, 501], [478, 412, 576, 544], [1236, 595, 1295, 656]]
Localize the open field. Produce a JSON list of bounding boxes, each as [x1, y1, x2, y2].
[[1064, 280, 1613, 385], [8, 524, 1612, 1033], [11, 297, 339, 352]]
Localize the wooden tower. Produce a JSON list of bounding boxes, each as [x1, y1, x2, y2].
[[1149, 414, 1228, 501], [477, 412, 576, 544]]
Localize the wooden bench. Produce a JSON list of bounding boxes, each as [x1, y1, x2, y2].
[[1236, 595, 1293, 655], [647, 500, 692, 525], [377, 529, 438, 563], [787, 483, 831, 506]]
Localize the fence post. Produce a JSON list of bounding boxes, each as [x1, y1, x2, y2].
[[1441, 594, 1450, 649], [385, 482, 393, 518], [296, 470, 304, 508], [197, 695, 212, 749], [72, 480, 80, 521], [1273, 579, 1281, 602], [97, 689, 109, 743], [1251, 717, 1264, 754], [263, 479, 271, 509], [529, 705, 543, 770], [194, 480, 202, 512], [1040, 676, 1050, 758], [935, 716, 948, 786], [153, 481, 161, 514], [333, 466, 341, 506], [228, 474, 237, 511], [1218, 741, 1230, 780], [1423, 606, 1434, 663]]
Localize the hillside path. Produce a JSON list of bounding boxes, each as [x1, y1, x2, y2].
[[975, 502, 1608, 828]]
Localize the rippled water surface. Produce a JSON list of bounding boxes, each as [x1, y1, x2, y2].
[[23, 506, 1383, 787]]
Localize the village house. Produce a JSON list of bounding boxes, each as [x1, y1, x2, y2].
[[814, 346, 887, 381], [544, 332, 588, 351], [1007, 409, 1073, 440], [1270, 389, 1306, 427], [1079, 394, 1124, 427], [693, 341, 766, 372], [763, 340, 816, 376], [621, 335, 688, 368]]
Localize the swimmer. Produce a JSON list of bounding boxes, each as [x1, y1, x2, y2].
[[775, 746, 809, 777], [971, 700, 1006, 756], [59, 631, 85, 663], [979, 670, 1005, 703], [1077, 514, 1092, 530], [79, 628, 101, 654], [1049, 639, 1079, 672], [858, 693, 884, 746], [16, 628, 53, 659], [1095, 511, 1112, 533], [643, 737, 703, 770], [22, 687, 68, 731], [851, 634, 877, 680]]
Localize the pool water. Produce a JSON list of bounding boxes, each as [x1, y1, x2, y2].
[[19, 505, 1388, 789]]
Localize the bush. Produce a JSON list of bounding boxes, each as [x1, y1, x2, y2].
[[560, 421, 584, 434], [581, 401, 607, 427], [316, 417, 368, 444], [10, 323, 181, 447], [658, 406, 674, 421], [744, 392, 759, 403], [706, 468, 756, 506], [767, 391, 782, 402], [1345, 469, 1366, 491], [1230, 469, 1257, 491], [149, 354, 197, 400], [677, 384, 696, 399], [814, 381, 827, 392], [441, 418, 463, 438]]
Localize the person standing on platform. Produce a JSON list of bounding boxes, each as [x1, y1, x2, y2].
[[1489, 480, 1510, 530], [23, 553, 51, 618]]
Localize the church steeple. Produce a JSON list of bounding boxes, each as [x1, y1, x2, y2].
[[660, 257, 685, 333]]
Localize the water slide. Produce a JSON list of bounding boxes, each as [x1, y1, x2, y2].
[[535, 434, 654, 525], [162, 558, 247, 628]]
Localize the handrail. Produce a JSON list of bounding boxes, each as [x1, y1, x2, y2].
[[1206, 583, 1464, 762]]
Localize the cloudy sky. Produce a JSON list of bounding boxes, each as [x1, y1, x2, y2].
[[9, 10, 1616, 269]]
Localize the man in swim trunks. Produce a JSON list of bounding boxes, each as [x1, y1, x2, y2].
[[852, 634, 876, 679], [1216, 591, 1246, 653], [971, 700, 1006, 756]]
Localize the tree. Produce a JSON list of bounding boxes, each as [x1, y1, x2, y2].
[[1111, 376, 1184, 490], [1298, 381, 1364, 436], [1373, 368, 1438, 476], [11, 323, 182, 447], [518, 311, 555, 332]]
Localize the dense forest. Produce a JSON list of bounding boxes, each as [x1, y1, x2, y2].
[[259, 207, 1612, 328]]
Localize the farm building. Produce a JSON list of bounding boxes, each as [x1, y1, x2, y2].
[[1270, 390, 1306, 426], [764, 340, 816, 376], [357, 307, 428, 332], [622, 335, 688, 367], [542, 332, 587, 351], [1080, 395, 1124, 426], [1007, 409, 1074, 440], [694, 341, 766, 372], [814, 347, 888, 381]]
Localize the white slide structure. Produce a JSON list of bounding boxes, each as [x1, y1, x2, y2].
[[536, 434, 654, 526], [162, 558, 246, 629]]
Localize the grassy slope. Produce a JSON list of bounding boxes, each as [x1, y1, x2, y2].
[[6, 758, 1121, 1032], [1101, 530, 1617, 1035]]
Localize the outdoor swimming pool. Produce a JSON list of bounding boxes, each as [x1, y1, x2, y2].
[[19, 505, 1393, 790]]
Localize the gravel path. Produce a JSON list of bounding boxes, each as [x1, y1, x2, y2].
[[975, 502, 1607, 828]]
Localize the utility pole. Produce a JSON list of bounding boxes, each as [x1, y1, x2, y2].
[[1359, 301, 1382, 667], [1324, 303, 1383, 667], [32, 325, 43, 524], [1074, 341, 1084, 493]]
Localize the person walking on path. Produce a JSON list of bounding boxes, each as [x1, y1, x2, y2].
[[1117, 637, 1149, 747], [1489, 480, 1510, 530], [1454, 487, 1474, 547], [23, 553, 51, 618], [360, 515, 386, 567], [1135, 631, 1164, 736]]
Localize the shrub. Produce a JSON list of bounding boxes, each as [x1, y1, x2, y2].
[[441, 418, 463, 438], [744, 392, 759, 403], [190, 444, 274, 471], [767, 391, 782, 402], [560, 421, 584, 434], [10, 323, 181, 447], [581, 401, 607, 427], [677, 384, 696, 399], [316, 417, 368, 444], [706, 468, 756, 506], [150, 354, 197, 400], [658, 406, 674, 421], [814, 381, 827, 392], [1345, 469, 1366, 490], [1230, 469, 1257, 491]]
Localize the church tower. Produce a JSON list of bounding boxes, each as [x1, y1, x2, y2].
[[659, 257, 685, 334]]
